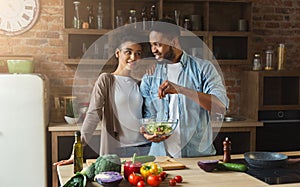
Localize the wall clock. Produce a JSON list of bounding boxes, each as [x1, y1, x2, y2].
[[0, 0, 40, 36]]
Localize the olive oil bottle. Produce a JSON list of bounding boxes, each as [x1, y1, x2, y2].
[[73, 131, 83, 173]]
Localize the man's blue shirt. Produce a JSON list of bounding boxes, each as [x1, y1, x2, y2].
[[140, 52, 229, 157]]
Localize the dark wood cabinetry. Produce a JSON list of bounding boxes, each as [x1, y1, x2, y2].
[[63, 0, 252, 65], [241, 70, 300, 120]]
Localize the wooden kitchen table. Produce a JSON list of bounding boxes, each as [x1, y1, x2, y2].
[[57, 152, 300, 187], [50, 119, 262, 187]]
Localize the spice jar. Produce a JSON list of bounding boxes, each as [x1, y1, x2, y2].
[[184, 18, 192, 30], [265, 47, 274, 70], [253, 53, 262, 71]]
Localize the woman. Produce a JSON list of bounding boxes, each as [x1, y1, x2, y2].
[[54, 32, 150, 166]]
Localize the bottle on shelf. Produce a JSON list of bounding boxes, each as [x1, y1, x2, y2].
[[223, 137, 231, 163], [115, 10, 124, 28], [73, 1, 81, 29], [97, 1, 103, 29], [87, 5, 96, 29], [141, 7, 148, 30], [82, 42, 87, 57], [277, 43, 286, 70], [149, 5, 156, 28], [73, 131, 83, 174], [128, 9, 137, 29]]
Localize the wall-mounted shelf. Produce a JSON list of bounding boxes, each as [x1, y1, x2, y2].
[[63, 0, 252, 65]]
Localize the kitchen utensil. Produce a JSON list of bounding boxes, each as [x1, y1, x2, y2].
[[244, 152, 288, 168]]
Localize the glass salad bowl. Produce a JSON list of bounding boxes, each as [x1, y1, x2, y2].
[[140, 118, 179, 137]]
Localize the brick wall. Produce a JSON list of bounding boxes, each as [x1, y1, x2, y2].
[[0, 0, 299, 121], [222, 0, 300, 115]]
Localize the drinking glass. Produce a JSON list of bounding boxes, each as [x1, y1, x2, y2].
[[174, 10, 180, 26]]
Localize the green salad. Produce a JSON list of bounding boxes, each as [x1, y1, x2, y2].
[[145, 122, 173, 135]]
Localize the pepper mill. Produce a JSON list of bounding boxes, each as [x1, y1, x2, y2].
[[223, 137, 231, 163]]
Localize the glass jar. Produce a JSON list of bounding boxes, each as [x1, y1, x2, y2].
[[277, 43, 285, 70], [265, 47, 274, 70], [184, 18, 192, 30], [252, 53, 262, 71]]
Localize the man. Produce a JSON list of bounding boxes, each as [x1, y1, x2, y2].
[[140, 19, 229, 157]]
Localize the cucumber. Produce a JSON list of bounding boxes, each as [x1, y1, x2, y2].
[[122, 155, 156, 164], [216, 162, 248, 172], [135, 155, 156, 163]]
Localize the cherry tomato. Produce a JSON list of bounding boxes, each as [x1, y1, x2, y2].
[[169, 179, 177, 186], [128, 173, 143, 186], [137, 180, 145, 187], [147, 174, 162, 187], [159, 171, 168, 181], [174, 175, 183, 183]]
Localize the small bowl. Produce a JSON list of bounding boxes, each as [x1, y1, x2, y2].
[[64, 116, 79, 124], [140, 118, 178, 137], [7, 60, 34, 74]]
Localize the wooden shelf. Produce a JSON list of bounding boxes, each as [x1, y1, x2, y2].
[[64, 28, 110, 35], [63, 0, 252, 65]]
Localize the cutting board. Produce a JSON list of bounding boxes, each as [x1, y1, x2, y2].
[[86, 156, 186, 170]]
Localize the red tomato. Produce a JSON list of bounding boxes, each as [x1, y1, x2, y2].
[[159, 171, 168, 181], [137, 180, 145, 187], [128, 173, 143, 186], [168, 179, 177, 186], [174, 175, 183, 183], [147, 174, 162, 187]]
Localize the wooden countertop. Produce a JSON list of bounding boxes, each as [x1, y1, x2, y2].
[[48, 123, 101, 132], [57, 151, 300, 187], [48, 118, 263, 132]]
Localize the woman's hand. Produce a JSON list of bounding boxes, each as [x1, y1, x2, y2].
[[140, 127, 169, 143], [53, 155, 74, 166]]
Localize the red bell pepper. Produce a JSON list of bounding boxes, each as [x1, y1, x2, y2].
[[123, 153, 142, 180]]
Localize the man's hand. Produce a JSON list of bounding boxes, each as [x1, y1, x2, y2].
[[158, 80, 181, 99]]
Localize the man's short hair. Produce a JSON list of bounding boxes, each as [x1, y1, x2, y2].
[[150, 18, 180, 39]]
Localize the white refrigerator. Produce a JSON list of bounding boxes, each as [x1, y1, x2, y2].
[[0, 74, 49, 187]]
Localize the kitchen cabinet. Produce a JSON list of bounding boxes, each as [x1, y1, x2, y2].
[[63, 0, 252, 65], [241, 70, 300, 120], [241, 70, 300, 152]]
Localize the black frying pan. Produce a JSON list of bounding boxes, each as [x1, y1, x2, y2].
[[244, 152, 288, 168]]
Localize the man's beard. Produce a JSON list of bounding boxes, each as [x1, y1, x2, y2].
[[158, 46, 175, 64]]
